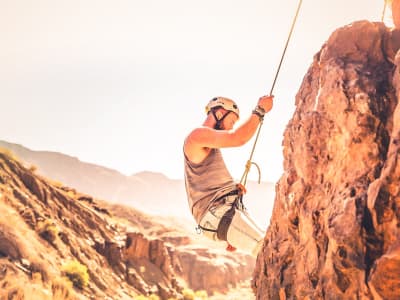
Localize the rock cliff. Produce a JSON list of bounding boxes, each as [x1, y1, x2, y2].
[[0, 151, 254, 300], [253, 20, 400, 299]]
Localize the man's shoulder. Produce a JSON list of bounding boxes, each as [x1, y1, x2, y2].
[[184, 127, 205, 144], [184, 136, 212, 165]]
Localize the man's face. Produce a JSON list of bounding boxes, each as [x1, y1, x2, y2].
[[221, 111, 239, 130]]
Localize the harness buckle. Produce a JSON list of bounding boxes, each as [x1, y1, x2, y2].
[[237, 183, 247, 195], [195, 225, 203, 234]]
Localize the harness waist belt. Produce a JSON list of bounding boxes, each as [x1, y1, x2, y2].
[[197, 190, 240, 238], [214, 189, 239, 202]]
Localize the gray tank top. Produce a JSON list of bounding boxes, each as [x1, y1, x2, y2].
[[184, 148, 237, 223]]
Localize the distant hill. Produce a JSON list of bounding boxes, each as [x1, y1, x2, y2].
[[0, 140, 275, 228]]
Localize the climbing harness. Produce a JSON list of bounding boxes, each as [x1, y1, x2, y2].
[[195, 190, 242, 252], [195, 190, 241, 236], [239, 0, 303, 188]]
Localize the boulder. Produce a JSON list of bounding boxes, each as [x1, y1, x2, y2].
[[253, 20, 400, 299]]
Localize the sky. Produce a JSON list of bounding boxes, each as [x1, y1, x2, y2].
[[0, 0, 393, 183]]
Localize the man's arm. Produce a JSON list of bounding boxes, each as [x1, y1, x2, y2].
[[188, 113, 261, 149], [188, 95, 274, 149]]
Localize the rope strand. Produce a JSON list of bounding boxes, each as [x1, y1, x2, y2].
[[381, 0, 387, 22], [239, 0, 303, 187], [269, 0, 303, 96]]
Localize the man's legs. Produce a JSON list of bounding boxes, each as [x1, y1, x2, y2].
[[226, 208, 265, 257], [198, 195, 265, 257]]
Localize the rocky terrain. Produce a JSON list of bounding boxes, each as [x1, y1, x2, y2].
[[253, 17, 400, 300], [0, 150, 254, 300]]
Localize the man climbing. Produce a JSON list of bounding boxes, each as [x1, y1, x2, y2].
[[183, 95, 273, 257]]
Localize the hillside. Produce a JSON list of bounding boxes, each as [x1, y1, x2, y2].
[[0, 150, 255, 300], [0, 140, 275, 229]]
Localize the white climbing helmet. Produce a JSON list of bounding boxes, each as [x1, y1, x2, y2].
[[205, 97, 239, 117]]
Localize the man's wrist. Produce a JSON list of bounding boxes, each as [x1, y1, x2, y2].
[[252, 105, 265, 121]]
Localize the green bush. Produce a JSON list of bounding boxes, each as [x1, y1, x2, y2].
[[134, 295, 160, 300], [61, 260, 89, 289], [181, 289, 208, 300], [182, 288, 195, 300], [194, 290, 208, 299]]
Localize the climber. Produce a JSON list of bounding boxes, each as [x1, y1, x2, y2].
[[183, 95, 273, 257]]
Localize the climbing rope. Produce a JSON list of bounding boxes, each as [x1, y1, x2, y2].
[[381, 0, 388, 22], [239, 0, 303, 188]]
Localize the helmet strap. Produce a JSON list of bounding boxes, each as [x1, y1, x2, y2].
[[212, 110, 231, 130]]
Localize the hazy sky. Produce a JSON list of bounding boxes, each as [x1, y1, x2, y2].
[[0, 0, 392, 182]]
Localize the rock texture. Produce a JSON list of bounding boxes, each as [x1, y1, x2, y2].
[[253, 21, 400, 299], [393, 0, 400, 29], [0, 151, 254, 300]]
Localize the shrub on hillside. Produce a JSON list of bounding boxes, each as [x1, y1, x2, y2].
[[194, 290, 208, 299], [134, 295, 160, 300], [181, 288, 209, 300], [182, 288, 195, 300], [61, 260, 89, 289]]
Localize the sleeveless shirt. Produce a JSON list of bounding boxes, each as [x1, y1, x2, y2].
[[184, 148, 237, 223]]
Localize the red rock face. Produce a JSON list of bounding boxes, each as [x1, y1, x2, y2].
[[253, 21, 400, 299], [393, 0, 400, 28]]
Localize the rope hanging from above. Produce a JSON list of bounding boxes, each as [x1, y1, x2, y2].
[[239, 0, 303, 188], [382, 0, 388, 22]]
